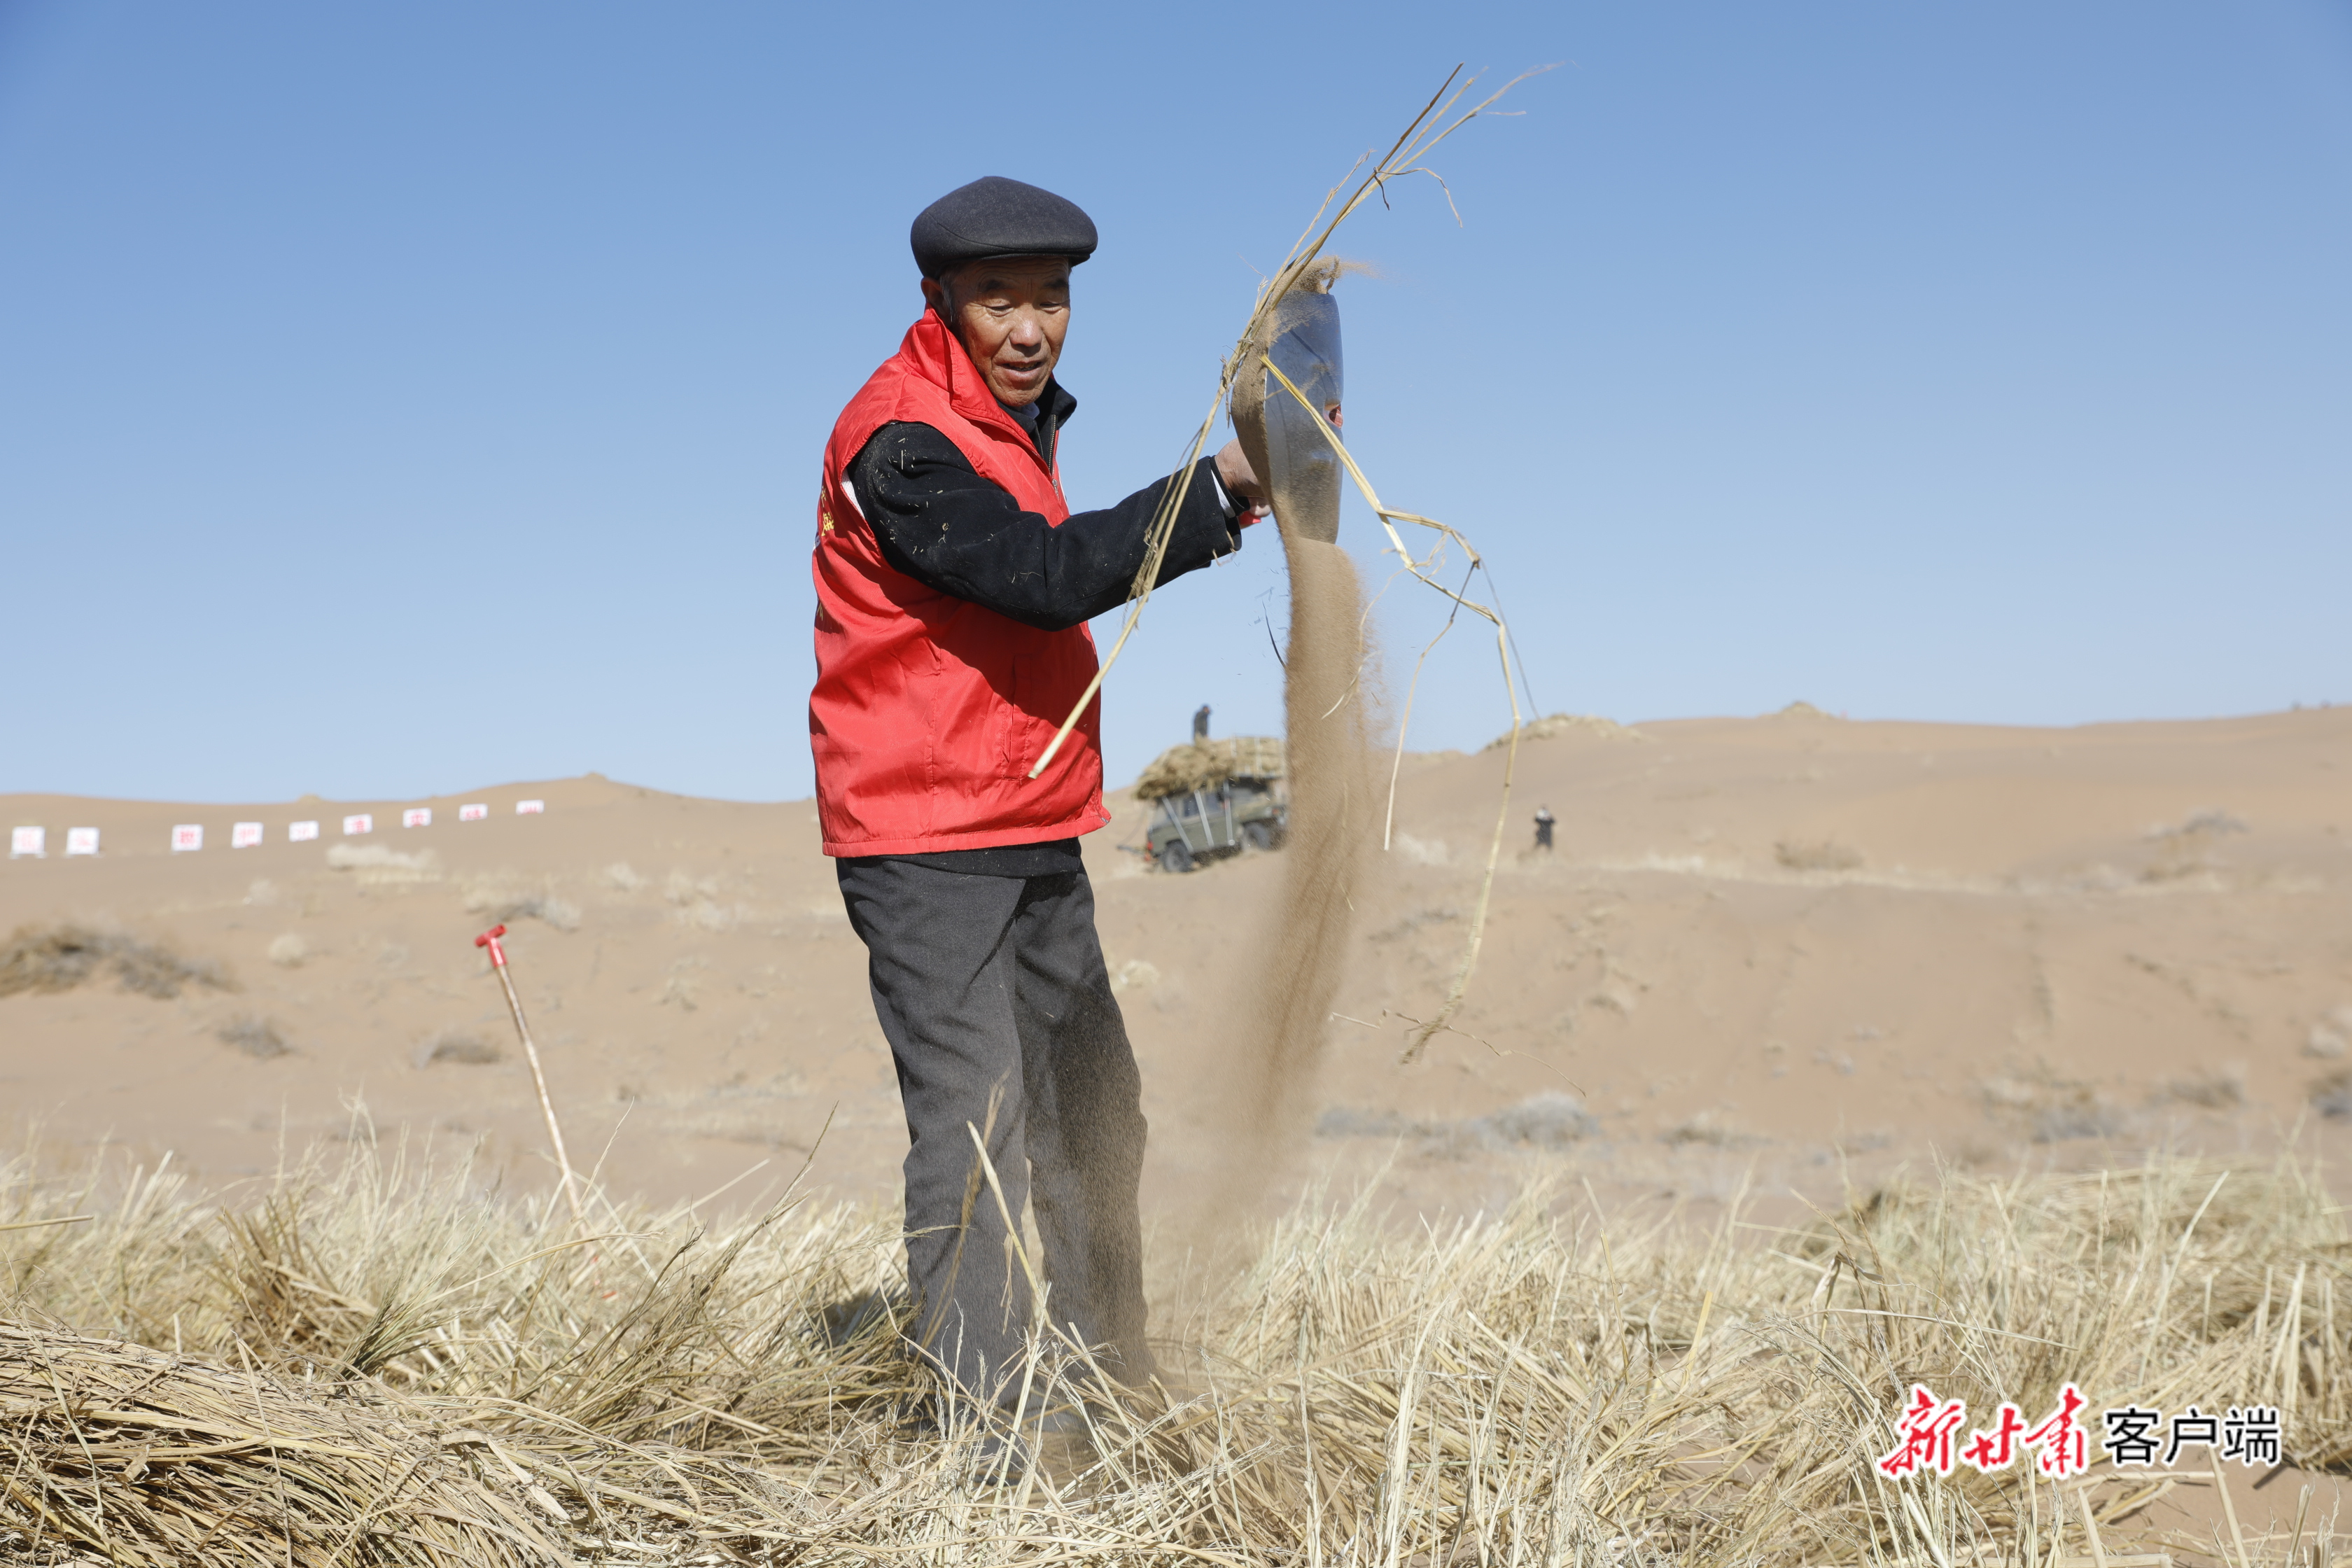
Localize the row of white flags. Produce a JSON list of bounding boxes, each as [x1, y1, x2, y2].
[[10, 799, 546, 859]]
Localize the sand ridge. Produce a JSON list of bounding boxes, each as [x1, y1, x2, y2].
[[4, 706, 2350, 1221]]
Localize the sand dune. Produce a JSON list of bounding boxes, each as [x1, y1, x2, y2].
[[5, 707, 2348, 1221]]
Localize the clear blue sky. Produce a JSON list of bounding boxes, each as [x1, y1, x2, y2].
[[4, 2, 2346, 805]]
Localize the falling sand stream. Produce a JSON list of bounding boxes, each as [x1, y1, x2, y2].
[[1194, 269, 1376, 1225]]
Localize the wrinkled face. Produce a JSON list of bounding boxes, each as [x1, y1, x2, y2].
[[921, 255, 1071, 407]]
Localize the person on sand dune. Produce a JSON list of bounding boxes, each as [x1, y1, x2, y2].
[[1534, 806, 1555, 852], [809, 176, 1270, 1415]]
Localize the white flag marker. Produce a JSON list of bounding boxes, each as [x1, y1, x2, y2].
[[342, 813, 374, 836], [9, 827, 43, 859], [458, 803, 488, 822], [289, 820, 320, 842], [171, 824, 204, 853], [516, 799, 545, 816], [403, 808, 433, 829], [65, 827, 99, 856]]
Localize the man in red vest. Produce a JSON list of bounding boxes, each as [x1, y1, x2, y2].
[[811, 176, 1265, 1415]]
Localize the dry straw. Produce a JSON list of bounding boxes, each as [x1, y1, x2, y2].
[[1026, 64, 1541, 780], [1030, 67, 1548, 1062], [8, 1128, 2352, 1564], [1134, 737, 1286, 802]]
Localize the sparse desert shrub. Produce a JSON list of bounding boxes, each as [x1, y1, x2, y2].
[[1472, 1090, 1597, 1147], [2143, 807, 2249, 881], [1317, 1092, 1598, 1158], [536, 896, 583, 931], [2033, 1099, 2124, 1142], [676, 899, 736, 932], [1982, 1066, 2127, 1142], [1316, 1103, 1488, 1158], [215, 1014, 290, 1058], [267, 932, 308, 967], [2151, 807, 2249, 840], [1775, 837, 1863, 872], [1660, 1110, 1745, 1147], [0, 923, 232, 1000], [2166, 1065, 2246, 1109], [2308, 1004, 2352, 1060], [326, 844, 440, 883], [1315, 1105, 1420, 1139], [414, 1030, 501, 1067], [462, 888, 583, 932], [664, 869, 720, 906], [604, 861, 646, 891], [2311, 1069, 2352, 1119]]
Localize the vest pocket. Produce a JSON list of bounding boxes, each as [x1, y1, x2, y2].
[[997, 655, 1032, 780], [1002, 634, 1095, 782]]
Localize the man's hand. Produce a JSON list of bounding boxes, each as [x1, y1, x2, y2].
[[1213, 440, 1273, 526], [1213, 439, 1264, 499]]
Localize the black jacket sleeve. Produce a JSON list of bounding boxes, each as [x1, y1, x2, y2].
[[845, 421, 1242, 633]]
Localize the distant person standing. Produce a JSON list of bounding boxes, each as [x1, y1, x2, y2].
[[1193, 704, 1211, 743], [1533, 806, 1556, 852]]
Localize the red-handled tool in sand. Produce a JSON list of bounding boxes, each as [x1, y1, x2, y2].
[[476, 923, 592, 1247]]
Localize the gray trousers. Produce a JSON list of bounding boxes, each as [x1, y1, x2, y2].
[[835, 858, 1151, 1401]]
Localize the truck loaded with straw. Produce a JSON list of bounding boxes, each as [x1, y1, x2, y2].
[[1134, 735, 1287, 872]]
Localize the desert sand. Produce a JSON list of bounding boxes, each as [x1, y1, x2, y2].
[[7, 703, 2350, 1228]]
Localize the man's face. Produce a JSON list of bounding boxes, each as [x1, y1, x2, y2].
[[922, 257, 1070, 407]]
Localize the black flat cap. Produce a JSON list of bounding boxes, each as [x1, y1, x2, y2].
[[910, 176, 1097, 279]]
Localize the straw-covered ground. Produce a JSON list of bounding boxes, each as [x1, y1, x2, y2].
[[4, 1131, 2348, 1566]]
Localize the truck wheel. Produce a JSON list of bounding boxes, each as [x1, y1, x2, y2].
[[1243, 821, 1276, 851], [1158, 840, 1196, 874]]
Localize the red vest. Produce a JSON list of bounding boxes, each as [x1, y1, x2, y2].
[[808, 312, 1109, 857]]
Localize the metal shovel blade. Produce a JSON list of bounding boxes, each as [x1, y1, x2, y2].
[[1235, 286, 1345, 544]]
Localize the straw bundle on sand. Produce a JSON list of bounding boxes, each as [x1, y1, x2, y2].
[[7, 1138, 2352, 1564], [1133, 736, 1284, 802], [0, 1321, 565, 1564]]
